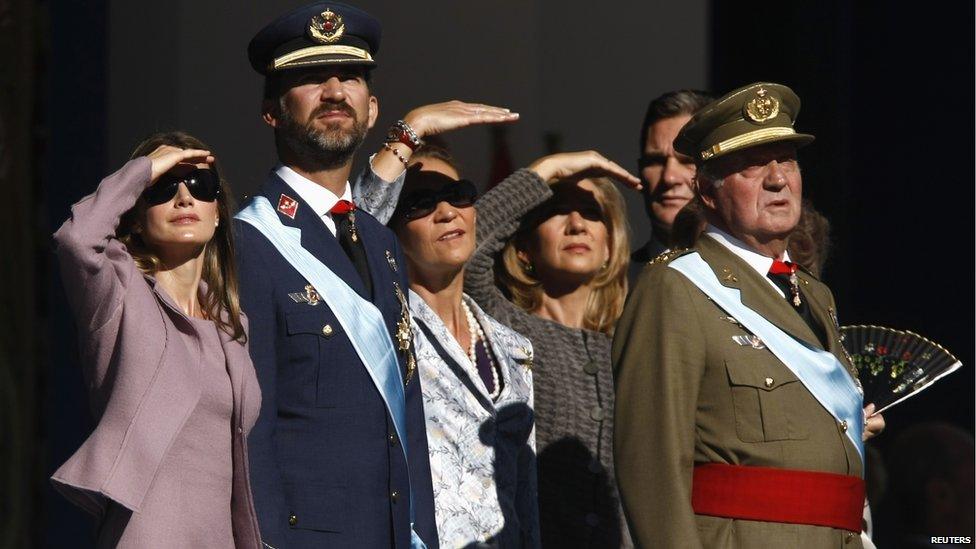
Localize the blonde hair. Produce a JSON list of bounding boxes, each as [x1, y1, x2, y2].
[[497, 177, 630, 335], [118, 131, 246, 343]]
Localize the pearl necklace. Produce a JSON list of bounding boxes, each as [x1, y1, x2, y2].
[[461, 299, 501, 400]]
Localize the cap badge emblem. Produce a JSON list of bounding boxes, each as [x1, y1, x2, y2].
[[743, 87, 780, 124], [309, 9, 345, 44]]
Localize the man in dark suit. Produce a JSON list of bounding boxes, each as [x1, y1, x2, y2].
[[628, 90, 713, 283], [234, 3, 437, 547]]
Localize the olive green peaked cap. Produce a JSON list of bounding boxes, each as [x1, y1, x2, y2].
[[674, 82, 815, 163]]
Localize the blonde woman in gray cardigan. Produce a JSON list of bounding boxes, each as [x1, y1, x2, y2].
[[358, 122, 639, 547], [468, 154, 638, 549]]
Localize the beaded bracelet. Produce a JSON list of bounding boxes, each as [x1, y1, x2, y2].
[[383, 142, 410, 167]]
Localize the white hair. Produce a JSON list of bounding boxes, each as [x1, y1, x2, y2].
[[695, 162, 724, 192]]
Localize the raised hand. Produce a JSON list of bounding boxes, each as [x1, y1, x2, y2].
[[147, 145, 215, 184], [403, 100, 519, 138], [527, 151, 642, 190]]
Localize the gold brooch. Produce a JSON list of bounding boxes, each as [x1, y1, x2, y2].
[[308, 9, 345, 44], [518, 346, 534, 370], [744, 87, 780, 123]]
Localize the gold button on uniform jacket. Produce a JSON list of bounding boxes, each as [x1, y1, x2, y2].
[[612, 236, 863, 548]]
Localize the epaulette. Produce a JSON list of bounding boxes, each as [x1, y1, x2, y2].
[[794, 262, 819, 283], [647, 247, 691, 266]]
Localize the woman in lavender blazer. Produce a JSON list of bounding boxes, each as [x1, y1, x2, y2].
[[51, 132, 262, 548]]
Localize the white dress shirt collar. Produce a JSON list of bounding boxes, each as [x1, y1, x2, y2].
[[274, 164, 352, 236], [704, 224, 791, 295]]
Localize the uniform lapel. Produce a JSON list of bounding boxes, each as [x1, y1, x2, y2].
[[697, 236, 822, 350], [797, 271, 849, 364], [218, 319, 246, 425], [259, 174, 368, 299], [353, 212, 385, 302]]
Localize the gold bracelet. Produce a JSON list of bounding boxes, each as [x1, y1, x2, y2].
[[382, 142, 410, 167]]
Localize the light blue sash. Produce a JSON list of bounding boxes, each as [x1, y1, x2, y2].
[[670, 253, 864, 461], [236, 197, 427, 549]]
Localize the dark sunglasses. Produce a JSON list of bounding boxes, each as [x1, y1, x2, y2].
[[401, 179, 478, 221], [142, 167, 221, 206]]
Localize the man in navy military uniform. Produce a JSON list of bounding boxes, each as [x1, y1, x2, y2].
[[235, 3, 437, 547]]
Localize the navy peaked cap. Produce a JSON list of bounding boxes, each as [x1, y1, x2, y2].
[[248, 2, 381, 75]]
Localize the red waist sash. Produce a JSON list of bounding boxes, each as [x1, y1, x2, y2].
[[691, 463, 864, 532]]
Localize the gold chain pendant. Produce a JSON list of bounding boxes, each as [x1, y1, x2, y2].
[[789, 272, 802, 306], [348, 210, 359, 242]]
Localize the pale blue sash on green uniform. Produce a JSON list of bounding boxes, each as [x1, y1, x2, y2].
[[670, 252, 864, 461]]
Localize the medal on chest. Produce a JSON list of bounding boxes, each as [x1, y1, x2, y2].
[[393, 282, 416, 384]]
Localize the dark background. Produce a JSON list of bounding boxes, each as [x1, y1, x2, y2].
[[0, 1, 972, 547]]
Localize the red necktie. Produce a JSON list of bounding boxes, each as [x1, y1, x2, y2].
[[768, 259, 797, 276], [766, 259, 828, 347], [330, 199, 356, 215], [767, 259, 801, 308], [330, 200, 372, 297]]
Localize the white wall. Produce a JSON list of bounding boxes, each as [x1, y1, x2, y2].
[[108, 0, 708, 245]]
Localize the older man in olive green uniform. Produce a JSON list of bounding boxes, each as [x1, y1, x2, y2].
[[612, 83, 882, 548]]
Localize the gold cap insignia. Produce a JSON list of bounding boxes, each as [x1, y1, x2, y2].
[[309, 9, 345, 44], [743, 87, 780, 124]]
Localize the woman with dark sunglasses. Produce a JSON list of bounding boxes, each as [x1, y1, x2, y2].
[[358, 106, 641, 547], [382, 150, 540, 548], [50, 131, 262, 548]]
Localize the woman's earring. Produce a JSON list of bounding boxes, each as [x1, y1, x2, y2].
[[523, 262, 534, 274], [601, 260, 609, 271], [214, 219, 219, 228]]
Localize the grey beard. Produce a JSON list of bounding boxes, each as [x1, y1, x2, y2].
[[277, 109, 367, 171]]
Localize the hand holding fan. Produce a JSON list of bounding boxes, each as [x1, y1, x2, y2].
[[840, 325, 963, 413]]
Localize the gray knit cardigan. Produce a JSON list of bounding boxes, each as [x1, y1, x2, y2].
[[464, 170, 630, 548]]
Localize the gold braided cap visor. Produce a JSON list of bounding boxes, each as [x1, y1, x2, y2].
[[271, 45, 374, 71], [701, 127, 808, 160]]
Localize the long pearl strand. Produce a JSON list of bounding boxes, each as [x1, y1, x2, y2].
[[461, 299, 501, 400]]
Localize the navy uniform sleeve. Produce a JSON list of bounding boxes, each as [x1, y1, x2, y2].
[[395, 235, 439, 548], [235, 219, 290, 547]]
